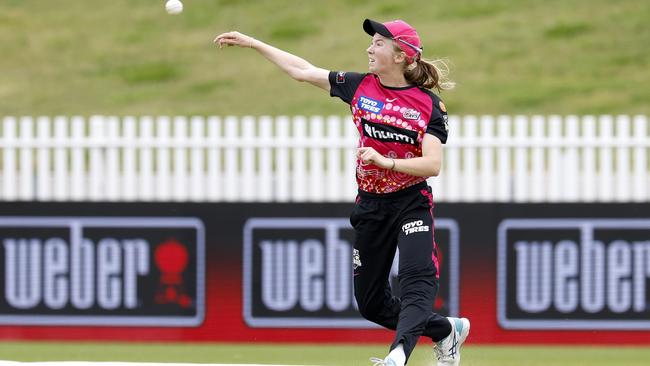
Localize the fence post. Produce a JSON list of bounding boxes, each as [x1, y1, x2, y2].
[[241, 116, 256, 202], [207, 116, 222, 201], [292, 116, 307, 201], [156, 116, 171, 201], [172, 116, 188, 201], [190, 116, 205, 202], [123, 116, 137, 201], [497, 115, 511, 202], [615, 115, 631, 201], [598, 115, 614, 201], [326, 116, 342, 202], [105, 117, 120, 201], [53, 116, 68, 201], [89, 116, 105, 201], [478, 115, 495, 201], [2, 117, 17, 200], [547, 115, 562, 202], [530, 115, 545, 202], [224, 116, 239, 202], [36, 116, 51, 201], [19, 117, 34, 201], [70, 116, 85, 201], [309, 116, 325, 201], [582, 116, 597, 201], [513, 115, 528, 202], [563, 115, 579, 202], [633, 115, 648, 201], [139, 116, 154, 201], [258, 116, 273, 202], [275, 116, 290, 202]]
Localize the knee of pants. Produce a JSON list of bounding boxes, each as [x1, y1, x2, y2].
[[358, 304, 382, 323], [356, 297, 383, 323]]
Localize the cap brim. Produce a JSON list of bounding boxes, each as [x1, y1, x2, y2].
[[363, 19, 393, 38]]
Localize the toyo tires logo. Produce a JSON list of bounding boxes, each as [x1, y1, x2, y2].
[[0, 217, 205, 326]]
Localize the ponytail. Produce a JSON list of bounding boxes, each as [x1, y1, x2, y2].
[[404, 58, 455, 91]]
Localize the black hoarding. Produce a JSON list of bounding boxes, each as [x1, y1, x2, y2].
[[0, 216, 204, 326]]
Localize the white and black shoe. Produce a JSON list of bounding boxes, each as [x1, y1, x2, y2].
[[434, 317, 471, 366]]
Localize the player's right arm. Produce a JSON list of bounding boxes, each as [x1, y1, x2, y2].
[[214, 31, 330, 92]]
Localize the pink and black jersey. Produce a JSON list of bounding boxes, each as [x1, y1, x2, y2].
[[329, 71, 449, 194]]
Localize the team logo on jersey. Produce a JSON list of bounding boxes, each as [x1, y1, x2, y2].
[[353, 249, 362, 270], [362, 119, 418, 146], [402, 109, 421, 120], [336, 71, 346, 84], [357, 96, 385, 114], [439, 101, 447, 113]]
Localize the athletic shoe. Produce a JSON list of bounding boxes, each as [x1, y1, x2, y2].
[[433, 317, 471, 366], [369, 356, 398, 366]]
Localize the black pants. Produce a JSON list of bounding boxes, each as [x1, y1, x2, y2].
[[350, 182, 451, 361]]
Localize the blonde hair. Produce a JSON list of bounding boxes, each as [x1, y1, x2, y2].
[[393, 42, 455, 91]]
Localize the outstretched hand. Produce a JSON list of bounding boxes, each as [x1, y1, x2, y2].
[[213, 31, 256, 49]]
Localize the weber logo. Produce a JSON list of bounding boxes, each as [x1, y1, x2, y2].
[[243, 218, 459, 328], [0, 217, 205, 327], [498, 219, 650, 330]]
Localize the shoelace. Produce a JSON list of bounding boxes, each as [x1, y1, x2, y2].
[[369, 357, 387, 366]]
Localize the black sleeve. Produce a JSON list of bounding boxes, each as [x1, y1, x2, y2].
[[425, 93, 449, 144], [328, 71, 367, 105]]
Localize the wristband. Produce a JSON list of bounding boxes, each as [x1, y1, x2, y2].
[[390, 158, 396, 170]]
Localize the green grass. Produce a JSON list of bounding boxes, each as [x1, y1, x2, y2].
[[0, 0, 649, 116], [1, 342, 650, 366]]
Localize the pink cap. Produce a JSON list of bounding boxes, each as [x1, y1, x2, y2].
[[363, 19, 422, 62]]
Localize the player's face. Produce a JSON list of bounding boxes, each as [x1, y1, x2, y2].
[[367, 34, 400, 75]]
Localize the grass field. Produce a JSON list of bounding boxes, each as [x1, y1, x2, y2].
[[1, 0, 649, 116], [1, 342, 650, 366]]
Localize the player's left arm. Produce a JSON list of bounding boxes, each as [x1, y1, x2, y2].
[[357, 134, 443, 177]]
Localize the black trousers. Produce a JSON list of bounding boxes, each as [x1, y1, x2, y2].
[[350, 182, 451, 361]]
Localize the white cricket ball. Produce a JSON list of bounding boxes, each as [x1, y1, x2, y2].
[[165, 0, 183, 15]]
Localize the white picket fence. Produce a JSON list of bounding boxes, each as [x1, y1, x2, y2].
[[0, 115, 648, 202]]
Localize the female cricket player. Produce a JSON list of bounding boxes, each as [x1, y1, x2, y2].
[[215, 18, 470, 366]]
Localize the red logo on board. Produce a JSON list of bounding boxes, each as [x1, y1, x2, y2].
[[154, 238, 191, 308]]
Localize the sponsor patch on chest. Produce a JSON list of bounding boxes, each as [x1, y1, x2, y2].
[[402, 108, 421, 120], [361, 119, 418, 146], [357, 96, 385, 114]]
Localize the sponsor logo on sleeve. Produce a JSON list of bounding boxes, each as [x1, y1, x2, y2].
[[336, 71, 346, 84], [498, 218, 650, 330]]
